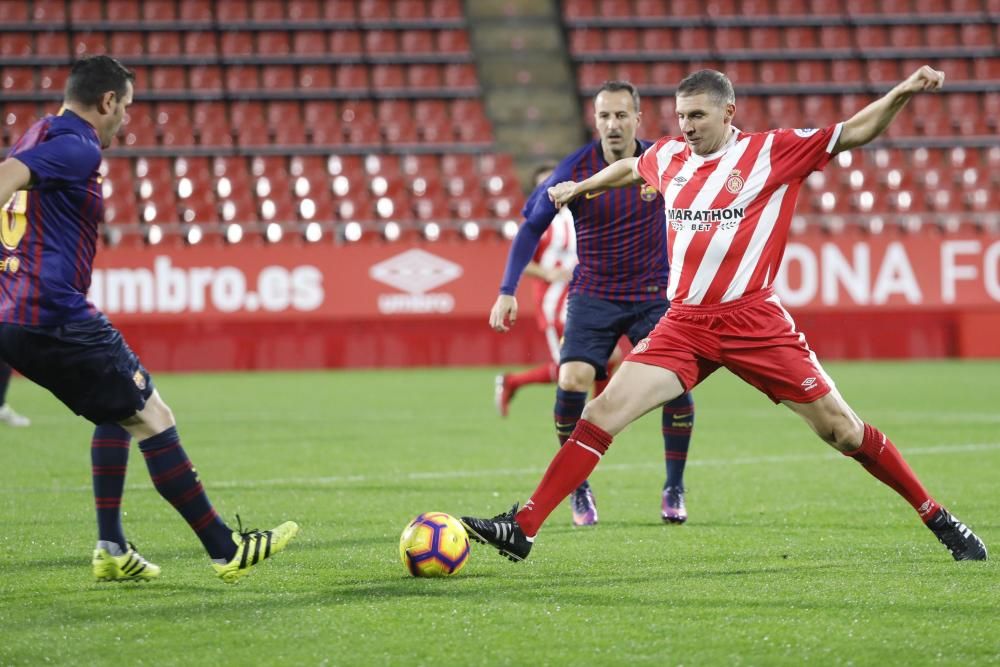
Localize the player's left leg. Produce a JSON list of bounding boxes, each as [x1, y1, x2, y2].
[[785, 392, 986, 560], [730, 294, 986, 561], [0, 362, 29, 427]]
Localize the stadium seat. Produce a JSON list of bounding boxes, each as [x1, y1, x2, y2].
[[410, 64, 444, 90], [216, 0, 250, 22], [36, 32, 70, 57], [144, 0, 177, 22], [32, 0, 67, 24], [324, 1, 359, 20], [784, 26, 819, 49], [748, 27, 782, 50], [182, 31, 217, 56], [437, 30, 470, 54], [401, 30, 435, 55], [2, 67, 35, 92], [147, 31, 182, 56], [261, 66, 296, 90], [570, 30, 604, 55], [335, 65, 369, 91], [330, 30, 364, 56], [179, 0, 213, 22], [221, 32, 255, 56], [293, 31, 328, 55], [288, 0, 322, 20], [443, 64, 477, 89], [108, 32, 144, 57], [0, 0, 28, 22], [252, 0, 286, 21], [150, 66, 187, 92], [372, 64, 406, 90], [189, 66, 224, 93], [38, 66, 67, 92], [70, 1, 103, 23], [225, 66, 261, 92], [358, 0, 393, 22], [258, 31, 292, 55], [366, 30, 400, 55], [818, 25, 851, 49], [428, 0, 463, 19]]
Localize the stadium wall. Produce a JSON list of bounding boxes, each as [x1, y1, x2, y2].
[[93, 229, 1000, 371]]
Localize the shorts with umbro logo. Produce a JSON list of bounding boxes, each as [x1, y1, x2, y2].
[[561, 294, 669, 380], [0, 313, 154, 424], [627, 287, 834, 404]]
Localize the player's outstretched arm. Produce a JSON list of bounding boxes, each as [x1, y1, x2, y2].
[[548, 157, 642, 208], [834, 65, 944, 153], [0, 158, 31, 207]]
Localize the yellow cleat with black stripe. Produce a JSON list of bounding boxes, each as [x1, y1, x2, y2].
[[92, 543, 161, 582], [212, 518, 300, 584]]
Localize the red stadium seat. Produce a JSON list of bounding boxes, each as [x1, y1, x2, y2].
[[147, 31, 182, 56], [298, 65, 333, 90], [784, 26, 819, 49], [428, 0, 463, 19], [266, 101, 301, 128], [257, 31, 291, 55], [367, 30, 401, 54], [179, 0, 213, 22], [230, 101, 266, 128], [372, 64, 406, 90], [330, 30, 363, 56], [867, 60, 901, 84], [401, 30, 435, 54], [216, 0, 250, 22], [72, 31, 108, 56], [252, 0, 286, 21], [293, 31, 327, 55], [606, 29, 637, 54], [70, 0, 103, 22], [578, 62, 612, 89], [225, 66, 260, 91], [714, 27, 748, 51], [303, 100, 337, 125], [795, 60, 827, 84], [183, 31, 217, 56], [829, 59, 862, 84], [612, 62, 649, 86], [0, 1, 28, 21], [2, 67, 34, 93], [343, 118, 381, 145], [288, 0, 322, 20], [36, 32, 69, 56], [150, 66, 187, 92], [220, 32, 254, 56], [925, 24, 959, 47], [38, 66, 67, 92], [443, 64, 477, 89], [144, 0, 177, 22], [197, 118, 234, 148], [640, 28, 677, 54], [409, 64, 444, 90], [104, 0, 140, 22], [677, 27, 709, 52], [108, 32, 144, 57], [261, 65, 295, 90], [0, 33, 31, 57], [818, 25, 851, 49], [395, 0, 427, 19], [757, 61, 793, 84], [570, 30, 604, 55], [189, 66, 223, 93], [324, 1, 358, 20], [748, 27, 781, 50], [335, 65, 369, 90], [32, 0, 67, 24], [437, 30, 470, 54], [887, 24, 921, 48], [972, 58, 1000, 82], [358, 0, 393, 22]]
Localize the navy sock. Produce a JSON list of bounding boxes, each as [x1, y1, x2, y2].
[[663, 392, 695, 489], [139, 427, 235, 561], [0, 363, 11, 405], [92, 423, 131, 549], [554, 387, 588, 447]]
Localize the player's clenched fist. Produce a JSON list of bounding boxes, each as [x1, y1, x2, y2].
[[547, 181, 579, 209], [900, 66, 945, 94], [489, 294, 518, 332]]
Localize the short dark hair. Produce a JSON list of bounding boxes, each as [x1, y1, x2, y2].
[[676, 70, 735, 106], [595, 80, 640, 113], [65, 55, 135, 107]]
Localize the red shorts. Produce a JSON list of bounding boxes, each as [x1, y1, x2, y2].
[[626, 287, 833, 404]]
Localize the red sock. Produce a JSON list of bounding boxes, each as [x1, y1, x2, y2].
[[846, 423, 940, 521], [508, 362, 558, 391], [515, 419, 612, 537]]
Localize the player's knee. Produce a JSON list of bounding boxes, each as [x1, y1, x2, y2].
[[558, 364, 595, 392], [820, 413, 863, 452], [580, 393, 611, 426]]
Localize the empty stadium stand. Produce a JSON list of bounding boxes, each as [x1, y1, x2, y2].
[[0, 0, 522, 246], [562, 0, 1000, 232]]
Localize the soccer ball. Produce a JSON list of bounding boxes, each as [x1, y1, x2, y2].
[[399, 512, 470, 577]]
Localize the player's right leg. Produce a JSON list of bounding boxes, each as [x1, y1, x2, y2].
[[121, 390, 300, 582], [462, 361, 686, 561]]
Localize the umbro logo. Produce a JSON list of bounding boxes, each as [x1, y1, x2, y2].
[[801, 377, 817, 390]]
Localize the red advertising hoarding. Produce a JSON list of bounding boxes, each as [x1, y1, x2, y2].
[[92, 228, 1000, 370]]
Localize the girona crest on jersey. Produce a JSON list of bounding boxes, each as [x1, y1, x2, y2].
[[725, 169, 745, 194], [640, 184, 659, 201]]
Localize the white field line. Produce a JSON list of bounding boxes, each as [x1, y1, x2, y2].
[[6, 442, 1000, 495]]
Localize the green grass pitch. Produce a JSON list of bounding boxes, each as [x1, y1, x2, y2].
[[1, 361, 997, 665]]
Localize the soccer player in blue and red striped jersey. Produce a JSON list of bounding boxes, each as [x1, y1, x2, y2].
[[489, 81, 695, 526], [0, 56, 299, 583]]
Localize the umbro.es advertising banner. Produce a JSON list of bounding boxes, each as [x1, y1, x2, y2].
[[91, 229, 1000, 322]]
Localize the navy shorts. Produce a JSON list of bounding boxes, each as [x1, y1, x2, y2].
[[560, 294, 669, 380], [0, 314, 154, 425]]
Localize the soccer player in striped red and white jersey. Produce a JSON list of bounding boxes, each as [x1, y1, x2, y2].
[[462, 66, 986, 563]]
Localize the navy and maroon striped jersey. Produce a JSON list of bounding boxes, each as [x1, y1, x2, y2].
[[1, 110, 103, 325], [499, 139, 668, 301]]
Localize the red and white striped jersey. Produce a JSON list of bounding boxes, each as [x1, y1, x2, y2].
[[531, 207, 577, 331], [636, 123, 842, 306]]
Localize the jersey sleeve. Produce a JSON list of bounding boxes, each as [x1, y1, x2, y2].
[[635, 137, 672, 192], [13, 133, 101, 187], [768, 123, 843, 182]]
